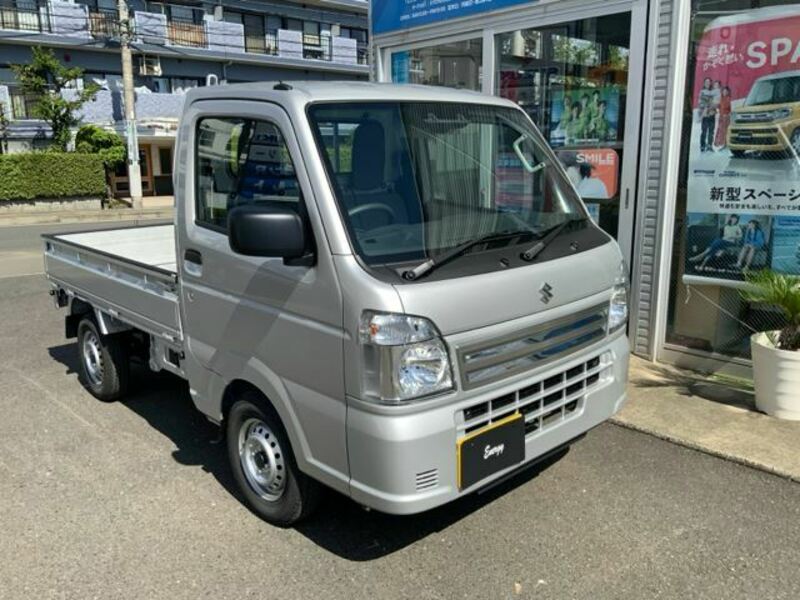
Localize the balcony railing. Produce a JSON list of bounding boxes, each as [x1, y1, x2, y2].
[[0, 6, 368, 68], [88, 8, 119, 39], [0, 6, 47, 33], [167, 19, 206, 48], [243, 29, 279, 55], [302, 33, 331, 61], [356, 43, 369, 65]]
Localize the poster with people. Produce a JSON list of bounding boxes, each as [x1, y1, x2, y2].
[[549, 87, 621, 147], [557, 149, 619, 199], [684, 5, 800, 283]]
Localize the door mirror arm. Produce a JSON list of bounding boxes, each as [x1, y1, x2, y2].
[[284, 251, 316, 268]]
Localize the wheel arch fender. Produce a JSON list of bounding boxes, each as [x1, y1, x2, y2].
[[215, 363, 313, 475]]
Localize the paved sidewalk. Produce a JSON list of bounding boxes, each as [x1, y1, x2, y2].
[[614, 356, 800, 482], [0, 206, 173, 227]]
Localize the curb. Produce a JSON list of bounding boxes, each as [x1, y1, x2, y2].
[[609, 417, 800, 484], [0, 208, 174, 227]]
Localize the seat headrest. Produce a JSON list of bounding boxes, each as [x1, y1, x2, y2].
[[352, 119, 386, 191]]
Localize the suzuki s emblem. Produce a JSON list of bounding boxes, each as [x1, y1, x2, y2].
[[539, 282, 554, 304]]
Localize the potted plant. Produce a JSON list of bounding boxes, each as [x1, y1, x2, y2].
[[741, 270, 800, 420]]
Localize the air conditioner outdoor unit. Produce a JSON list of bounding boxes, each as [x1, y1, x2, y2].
[[138, 56, 162, 76]]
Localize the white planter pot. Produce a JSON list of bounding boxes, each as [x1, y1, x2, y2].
[[751, 331, 800, 420]]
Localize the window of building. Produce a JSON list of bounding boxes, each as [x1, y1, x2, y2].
[[391, 38, 483, 91], [195, 117, 302, 231], [665, 0, 800, 359], [159, 147, 173, 174], [495, 13, 633, 242], [285, 18, 302, 31]]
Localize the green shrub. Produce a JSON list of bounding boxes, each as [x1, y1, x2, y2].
[[75, 125, 126, 169], [0, 152, 106, 201]]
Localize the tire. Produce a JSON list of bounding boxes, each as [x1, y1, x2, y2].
[[788, 129, 800, 159], [226, 391, 321, 526], [730, 149, 746, 158], [76, 316, 130, 402]]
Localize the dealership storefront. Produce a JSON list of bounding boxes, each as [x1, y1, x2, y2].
[[372, 0, 800, 373]]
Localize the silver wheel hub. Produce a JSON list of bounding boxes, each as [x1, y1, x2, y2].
[[82, 330, 104, 386], [238, 418, 286, 501]]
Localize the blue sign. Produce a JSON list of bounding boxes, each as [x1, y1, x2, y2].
[[372, 0, 539, 35], [391, 51, 410, 83]]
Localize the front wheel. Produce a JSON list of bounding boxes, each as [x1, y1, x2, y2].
[[226, 392, 321, 526], [788, 128, 800, 158]]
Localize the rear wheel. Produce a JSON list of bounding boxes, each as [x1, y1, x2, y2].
[[76, 316, 130, 401], [226, 391, 321, 526]]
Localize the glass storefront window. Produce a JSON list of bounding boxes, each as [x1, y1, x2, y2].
[[665, 0, 800, 358], [391, 38, 483, 90], [495, 13, 632, 240]]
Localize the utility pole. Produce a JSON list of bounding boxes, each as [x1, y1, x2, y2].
[[118, 0, 142, 209]]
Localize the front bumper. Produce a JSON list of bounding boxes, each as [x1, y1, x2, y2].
[[346, 332, 629, 515], [728, 123, 795, 151]]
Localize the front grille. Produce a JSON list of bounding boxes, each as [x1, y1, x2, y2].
[[457, 353, 609, 440], [735, 113, 774, 123], [457, 304, 607, 389], [731, 134, 778, 145]]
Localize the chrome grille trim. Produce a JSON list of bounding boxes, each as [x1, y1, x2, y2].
[[456, 353, 611, 440], [457, 304, 608, 389]]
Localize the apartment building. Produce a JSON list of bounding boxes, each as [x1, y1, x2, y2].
[[0, 0, 369, 196]]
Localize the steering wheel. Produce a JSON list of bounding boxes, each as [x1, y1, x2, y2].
[[348, 202, 398, 226]]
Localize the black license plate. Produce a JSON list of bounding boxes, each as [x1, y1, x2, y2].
[[458, 413, 525, 490]]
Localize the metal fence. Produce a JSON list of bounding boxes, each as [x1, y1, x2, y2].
[[0, 5, 47, 33], [88, 8, 119, 39], [167, 18, 206, 48], [302, 34, 331, 61]]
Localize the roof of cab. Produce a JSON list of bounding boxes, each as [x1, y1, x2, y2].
[[184, 81, 516, 109]]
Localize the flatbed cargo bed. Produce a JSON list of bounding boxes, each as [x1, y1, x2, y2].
[[43, 224, 182, 342]]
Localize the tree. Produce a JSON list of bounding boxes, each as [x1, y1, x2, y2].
[[75, 124, 126, 169], [10, 47, 99, 151]]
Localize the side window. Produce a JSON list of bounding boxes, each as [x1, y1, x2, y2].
[[195, 117, 302, 230], [315, 121, 357, 176]]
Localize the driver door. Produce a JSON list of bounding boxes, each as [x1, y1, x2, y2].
[[177, 99, 348, 485]]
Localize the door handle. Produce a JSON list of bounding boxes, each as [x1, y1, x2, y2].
[[184, 249, 203, 264], [183, 248, 203, 277]]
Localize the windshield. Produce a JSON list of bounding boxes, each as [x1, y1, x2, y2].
[[308, 102, 586, 266], [745, 76, 800, 106]]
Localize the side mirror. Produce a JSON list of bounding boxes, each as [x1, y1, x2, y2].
[[228, 205, 313, 266]]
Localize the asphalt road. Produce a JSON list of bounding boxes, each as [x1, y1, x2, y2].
[[1, 224, 800, 599]]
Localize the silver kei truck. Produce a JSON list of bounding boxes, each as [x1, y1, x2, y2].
[[43, 82, 630, 526]]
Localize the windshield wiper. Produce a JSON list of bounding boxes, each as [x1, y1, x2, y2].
[[520, 216, 586, 262], [400, 231, 525, 281]]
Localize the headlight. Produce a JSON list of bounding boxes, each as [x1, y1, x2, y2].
[[608, 263, 629, 333], [770, 108, 792, 121], [359, 311, 453, 403]]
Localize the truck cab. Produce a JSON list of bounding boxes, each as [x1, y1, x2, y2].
[[44, 82, 629, 526]]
